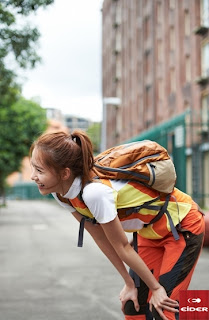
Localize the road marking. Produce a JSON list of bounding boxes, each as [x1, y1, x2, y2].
[[32, 224, 48, 230]]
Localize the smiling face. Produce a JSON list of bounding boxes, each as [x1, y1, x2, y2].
[[30, 147, 66, 195]]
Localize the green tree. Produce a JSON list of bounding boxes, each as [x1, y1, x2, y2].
[[0, 0, 54, 101], [0, 98, 47, 202], [0, 0, 54, 203], [86, 122, 101, 155]]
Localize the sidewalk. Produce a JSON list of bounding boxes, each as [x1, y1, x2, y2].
[[0, 200, 208, 320], [0, 200, 123, 320]]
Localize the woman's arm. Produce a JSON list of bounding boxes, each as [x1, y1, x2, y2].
[[100, 215, 179, 320], [71, 210, 140, 312], [71, 211, 178, 319]]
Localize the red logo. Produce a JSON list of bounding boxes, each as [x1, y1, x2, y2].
[[180, 290, 209, 319]]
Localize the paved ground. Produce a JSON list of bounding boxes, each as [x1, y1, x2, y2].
[[0, 200, 209, 320]]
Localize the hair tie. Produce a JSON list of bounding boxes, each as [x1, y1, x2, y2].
[[71, 134, 76, 142]]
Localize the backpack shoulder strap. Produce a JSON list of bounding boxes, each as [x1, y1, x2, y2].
[[77, 215, 97, 247], [143, 194, 180, 240]]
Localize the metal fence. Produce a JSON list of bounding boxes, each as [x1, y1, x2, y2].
[[6, 112, 209, 208], [6, 183, 53, 200], [126, 111, 209, 209]]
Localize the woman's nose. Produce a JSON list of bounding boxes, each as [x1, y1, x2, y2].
[[31, 169, 37, 181]]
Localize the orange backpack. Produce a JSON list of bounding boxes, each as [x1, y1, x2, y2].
[[76, 141, 179, 253], [92, 140, 176, 194]]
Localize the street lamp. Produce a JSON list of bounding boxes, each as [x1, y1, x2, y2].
[[101, 97, 121, 151]]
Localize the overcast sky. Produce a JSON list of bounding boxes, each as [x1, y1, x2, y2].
[[20, 0, 103, 122]]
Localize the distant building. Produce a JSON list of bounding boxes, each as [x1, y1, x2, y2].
[[64, 115, 93, 132], [45, 107, 64, 123]]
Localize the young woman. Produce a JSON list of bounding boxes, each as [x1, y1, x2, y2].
[[30, 130, 205, 320]]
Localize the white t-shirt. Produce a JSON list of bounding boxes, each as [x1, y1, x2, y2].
[[52, 177, 123, 224]]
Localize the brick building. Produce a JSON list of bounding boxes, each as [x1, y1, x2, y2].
[[102, 0, 209, 206], [102, 0, 209, 146]]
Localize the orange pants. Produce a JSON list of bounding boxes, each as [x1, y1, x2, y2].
[[124, 205, 205, 320]]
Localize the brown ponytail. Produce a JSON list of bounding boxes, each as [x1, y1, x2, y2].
[[30, 130, 94, 186], [71, 130, 94, 185]]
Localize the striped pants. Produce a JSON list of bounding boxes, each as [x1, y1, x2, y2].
[[124, 207, 205, 320]]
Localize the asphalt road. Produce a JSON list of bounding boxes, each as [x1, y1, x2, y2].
[[0, 200, 209, 320]]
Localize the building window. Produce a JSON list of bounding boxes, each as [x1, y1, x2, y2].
[[145, 51, 151, 76], [170, 68, 176, 93], [158, 79, 163, 101], [115, 32, 121, 53], [170, 26, 175, 51], [144, 17, 151, 40], [201, 94, 209, 132], [115, 5, 121, 26], [116, 56, 122, 80], [145, 85, 152, 110], [201, 0, 209, 27], [201, 42, 209, 77], [169, 0, 175, 9], [157, 1, 163, 24], [185, 55, 191, 82], [157, 40, 163, 62], [184, 10, 190, 36]]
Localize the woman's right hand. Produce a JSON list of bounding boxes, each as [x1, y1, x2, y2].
[[119, 283, 140, 314], [149, 286, 179, 320]]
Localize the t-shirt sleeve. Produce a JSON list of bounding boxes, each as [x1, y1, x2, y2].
[[82, 182, 118, 223]]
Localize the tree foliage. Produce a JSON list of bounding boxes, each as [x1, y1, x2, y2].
[[86, 122, 101, 155], [0, 0, 54, 100], [0, 98, 47, 191]]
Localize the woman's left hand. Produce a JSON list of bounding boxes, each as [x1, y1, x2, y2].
[[119, 284, 139, 314]]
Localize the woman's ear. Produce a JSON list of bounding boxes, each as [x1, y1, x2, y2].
[[61, 167, 71, 180]]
